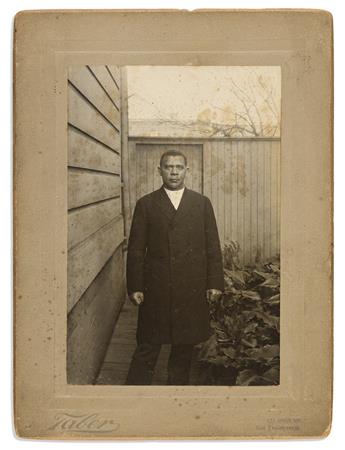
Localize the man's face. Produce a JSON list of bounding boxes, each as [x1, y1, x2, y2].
[[158, 155, 189, 191]]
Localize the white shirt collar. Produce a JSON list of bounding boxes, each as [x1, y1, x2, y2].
[[163, 186, 185, 209]]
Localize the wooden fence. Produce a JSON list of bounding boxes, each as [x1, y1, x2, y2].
[[126, 137, 280, 266]]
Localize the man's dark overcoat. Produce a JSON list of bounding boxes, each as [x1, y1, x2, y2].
[[126, 186, 224, 345]]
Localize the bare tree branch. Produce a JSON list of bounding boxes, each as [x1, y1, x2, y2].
[[128, 69, 280, 138]]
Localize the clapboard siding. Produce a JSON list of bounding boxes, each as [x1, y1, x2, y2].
[[68, 127, 120, 173], [69, 66, 120, 129], [128, 141, 137, 218], [68, 197, 122, 250], [128, 138, 280, 266], [67, 248, 124, 384], [89, 66, 121, 110], [68, 217, 124, 312], [107, 66, 121, 91], [68, 168, 121, 209], [120, 67, 131, 240], [67, 65, 125, 384], [68, 85, 120, 152]]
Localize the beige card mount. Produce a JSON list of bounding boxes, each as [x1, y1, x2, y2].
[[13, 9, 333, 439]]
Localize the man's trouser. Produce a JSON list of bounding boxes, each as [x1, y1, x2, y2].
[[125, 342, 194, 385]]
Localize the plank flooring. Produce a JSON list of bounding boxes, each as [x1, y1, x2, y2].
[[96, 300, 202, 385]]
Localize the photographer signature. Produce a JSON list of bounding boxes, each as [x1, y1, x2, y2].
[[48, 412, 120, 433]]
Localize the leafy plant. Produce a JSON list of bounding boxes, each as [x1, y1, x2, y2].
[[196, 242, 280, 386]]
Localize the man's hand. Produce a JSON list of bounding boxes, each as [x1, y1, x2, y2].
[[129, 291, 144, 306], [206, 289, 222, 302]]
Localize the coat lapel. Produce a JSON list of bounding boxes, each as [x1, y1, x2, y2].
[[153, 186, 176, 221], [171, 188, 195, 225], [153, 186, 196, 224]]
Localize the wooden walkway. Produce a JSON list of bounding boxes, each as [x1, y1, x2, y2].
[[96, 300, 202, 385]]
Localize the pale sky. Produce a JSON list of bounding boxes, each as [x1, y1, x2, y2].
[[127, 66, 281, 138]]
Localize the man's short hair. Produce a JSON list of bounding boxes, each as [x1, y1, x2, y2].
[[159, 150, 188, 167]]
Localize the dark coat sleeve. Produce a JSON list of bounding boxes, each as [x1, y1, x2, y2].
[[126, 198, 148, 295], [204, 196, 225, 291]]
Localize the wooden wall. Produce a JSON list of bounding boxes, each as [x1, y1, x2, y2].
[[127, 138, 280, 266], [67, 65, 125, 384], [203, 139, 280, 265]]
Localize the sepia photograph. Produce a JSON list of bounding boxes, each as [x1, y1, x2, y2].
[[13, 9, 333, 438], [67, 65, 281, 387]]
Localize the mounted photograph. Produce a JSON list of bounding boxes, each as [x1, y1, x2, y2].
[[66, 65, 281, 387], [14, 10, 332, 439]]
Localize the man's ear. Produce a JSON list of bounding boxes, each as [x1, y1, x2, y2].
[[157, 166, 162, 176]]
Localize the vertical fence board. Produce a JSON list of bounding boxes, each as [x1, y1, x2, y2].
[[203, 141, 212, 199], [263, 141, 272, 260], [127, 138, 280, 265], [243, 141, 251, 265], [230, 141, 238, 247], [276, 141, 281, 255], [250, 141, 258, 263], [218, 142, 226, 245], [257, 143, 265, 262], [211, 143, 219, 224], [270, 141, 278, 258], [237, 142, 245, 265]]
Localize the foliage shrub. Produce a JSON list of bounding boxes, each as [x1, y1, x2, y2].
[[196, 242, 280, 386]]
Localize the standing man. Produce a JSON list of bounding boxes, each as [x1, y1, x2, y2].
[[125, 150, 224, 385]]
